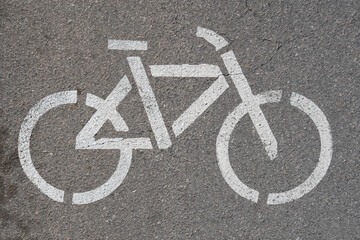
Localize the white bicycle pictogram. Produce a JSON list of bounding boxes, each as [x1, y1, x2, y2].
[[18, 27, 332, 205]]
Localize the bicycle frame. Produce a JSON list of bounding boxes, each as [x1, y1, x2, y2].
[[77, 27, 279, 161]]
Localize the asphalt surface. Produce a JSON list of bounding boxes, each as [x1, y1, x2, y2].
[[1, 0, 359, 239]]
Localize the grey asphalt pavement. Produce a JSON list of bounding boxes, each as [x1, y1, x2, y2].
[[1, 0, 359, 239]]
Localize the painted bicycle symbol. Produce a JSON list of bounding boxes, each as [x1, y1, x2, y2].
[[18, 27, 332, 205]]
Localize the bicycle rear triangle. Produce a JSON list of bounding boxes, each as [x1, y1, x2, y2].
[[18, 26, 332, 205]]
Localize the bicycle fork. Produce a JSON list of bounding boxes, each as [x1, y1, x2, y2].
[[221, 50, 279, 160]]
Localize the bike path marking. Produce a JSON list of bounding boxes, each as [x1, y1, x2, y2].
[[128, 57, 172, 149], [70, 74, 153, 204], [72, 148, 133, 205], [76, 75, 131, 149], [108, 40, 147, 51], [221, 50, 278, 160], [150, 63, 228, 137], [172, 75, 229, 137], [18, 86, 152, 205], [196, 26, 228, 51], [18, 91, 78, 203], [75, 75, 152, 151], [216, 91, 332, 204], [18, 26, 333, 205], [150, 64, 222, 78], [266, 93, 332, 204]]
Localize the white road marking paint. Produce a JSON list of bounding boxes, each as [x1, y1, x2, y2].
[[150, 64, 222, 78], [86, 93, 128, 132], [18, 91, 78, 203], [76, 138, 152, 150], [108, 40, 147, 51], [217, 103, 260, 202], [217, 91, 333, 204], [18, 88, 152, 204], [76, 76, 132, 149], [221, 50, 278, 160], [266, 92, 332, 205], [127, 57, 172, 149], [73, 136, 152, 204], [172, 75, 229, 137], [73, 76, 153, 203], [19, 26, 333, 205], [216, 90, 282, 203], [256, 90, 282, 105], [196, 26, 228, 51], [72, 148, 133, 204]]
